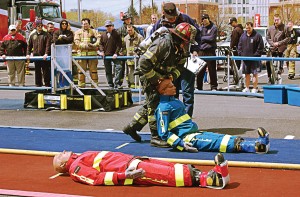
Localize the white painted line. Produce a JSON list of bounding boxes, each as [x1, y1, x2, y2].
[[258, 73, 267, 78], [49, 173, 64, 179], [0, 189, 92, 197], [105, 128, 114, 131], [284, 135, 295, 139], [115, 143, 129, 149]]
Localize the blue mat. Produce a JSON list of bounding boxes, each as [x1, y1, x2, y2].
[[0, 127, 299, 165]]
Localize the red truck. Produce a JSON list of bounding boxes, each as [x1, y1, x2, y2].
[[0, 0, 80, 41]]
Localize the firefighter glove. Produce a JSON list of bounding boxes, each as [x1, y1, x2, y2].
[[125, 166, 145, 179], [184, 142, 198, 153]]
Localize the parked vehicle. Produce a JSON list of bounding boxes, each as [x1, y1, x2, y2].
[[0, 0, 81, 42]]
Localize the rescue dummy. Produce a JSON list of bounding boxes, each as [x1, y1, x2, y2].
[[53, 150, 229, 189], [133, 79, 270, 154]]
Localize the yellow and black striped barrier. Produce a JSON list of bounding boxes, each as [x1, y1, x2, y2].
[[24, 88, 133, 111]]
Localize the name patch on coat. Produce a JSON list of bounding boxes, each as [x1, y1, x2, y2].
[[74, 166, 81, 174]]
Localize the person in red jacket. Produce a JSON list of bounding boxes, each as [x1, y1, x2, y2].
[[53, 150, 229, 189], [0, 25, 27, 86]]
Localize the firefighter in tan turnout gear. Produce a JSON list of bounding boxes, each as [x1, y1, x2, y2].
[[74, 18, 100, 87]]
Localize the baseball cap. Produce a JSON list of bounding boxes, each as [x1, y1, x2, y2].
[[35, 19, 43, 26], [9, 25, 16, 31], [163, 2, 179, 18], [104, 20, 113, 27], [228, 17, 237, 25]]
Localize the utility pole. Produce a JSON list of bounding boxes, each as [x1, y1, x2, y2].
[[139, 0, 142, 24], [131, 0, 134, 15], [78, 0, 81, 22], [185, 0, 188, 14], [152, 0, 154, 14]]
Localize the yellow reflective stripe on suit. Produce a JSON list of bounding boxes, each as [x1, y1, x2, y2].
[[220, 135, 231, 153], [167, 134, 179, 146], [174, 164, 185, 186], [104, 172, 114, 185], [124, 159, 142, 185], [168, 114, 190, 130], [93, 151, 109, 171], [183, 133, 201, 143]]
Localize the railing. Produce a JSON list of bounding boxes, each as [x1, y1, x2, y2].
[[1, 54, 299, 99]]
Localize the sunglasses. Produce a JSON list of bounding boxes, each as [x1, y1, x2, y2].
[[10, 29, 16, 31], [62, 23, 67, 25], [106, 25, 112, 27], [202, 17, 208, 20]]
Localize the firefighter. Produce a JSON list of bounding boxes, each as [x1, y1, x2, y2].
[[122, 23, 197, 148], [117, 12, 139, 87], [53, 150, 229, 189], [151, 2, 201, 118], [154, 79, 270, 154], [74, 18, 100, 88]]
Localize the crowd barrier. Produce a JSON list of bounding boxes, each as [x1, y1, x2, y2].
[[1, 52, 299, 104]]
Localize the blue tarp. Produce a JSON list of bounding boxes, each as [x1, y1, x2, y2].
[[0, 127, 299, 165]]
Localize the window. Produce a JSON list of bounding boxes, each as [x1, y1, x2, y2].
[[40, 5, 60, 18], [21, 5, 35, 18]]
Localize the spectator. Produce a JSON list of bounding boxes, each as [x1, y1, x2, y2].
[[229, 17, 244, 70], [53, 20, 75, 82], [14, 20, 26, 38], [53, 20, 74, 45], [99, 20, 122, 88], [146, 14, 158, 38], [266, 14, 289, 83], [124, 25, 144, 88], [118, 12, 139, 87], [197, 14, 218, 91], [0, 25, 27, 87], [74, 18, 100, 88], [151, 2, 201, 117], [285, 21, 300, 79], [238, 22, 264, 93], [53, 150, 229, 189], [26, 19, 51, 87]]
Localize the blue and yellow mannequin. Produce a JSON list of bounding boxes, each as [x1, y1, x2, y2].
[[154, 79, 270, 153]]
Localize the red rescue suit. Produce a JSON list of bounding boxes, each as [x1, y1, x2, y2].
[[65, 151, 196, 187]]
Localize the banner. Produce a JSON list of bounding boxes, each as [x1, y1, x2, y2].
[[254, 14, 260, 27]]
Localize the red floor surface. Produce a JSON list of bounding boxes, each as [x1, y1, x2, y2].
[[0, 153, 299, 197]]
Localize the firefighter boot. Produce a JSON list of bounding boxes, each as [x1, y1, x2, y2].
[[237, 127, 270, 154], [150, 134, 170, 148], [122, 124, 142, 142], [199, 153, 230, 189]]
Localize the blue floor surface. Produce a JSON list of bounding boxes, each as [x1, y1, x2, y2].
[[0, 126, 299, 165]]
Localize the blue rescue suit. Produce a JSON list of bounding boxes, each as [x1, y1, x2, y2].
[[155, 95, 237, 152]]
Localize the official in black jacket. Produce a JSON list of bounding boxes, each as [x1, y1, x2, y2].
[[238, 22, 264, 93]]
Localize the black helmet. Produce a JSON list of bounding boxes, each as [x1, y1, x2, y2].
[[121, 12, 131, 21]]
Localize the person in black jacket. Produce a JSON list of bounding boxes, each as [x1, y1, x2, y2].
[[99, 20, 122, 88], [26, 19, 51, 87], [196, 14, 218, 91], [238, 22, 264, 93], [229, 17, 244, 70], [53, 20, 74, 45]]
